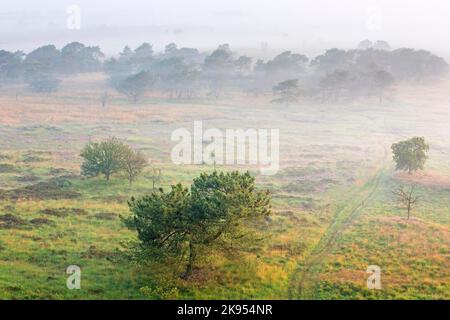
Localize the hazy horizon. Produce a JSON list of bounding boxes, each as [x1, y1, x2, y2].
[[1, 0, 450, 59]]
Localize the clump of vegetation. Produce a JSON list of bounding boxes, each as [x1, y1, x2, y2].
[[80, 137, 147, 184], [391, 137, 429, 174], [0, 180, 80, 200], [15, 175, 39, 183], [0, 214, 28, 229], [29, 217, 55, 226], [21, 152, 48, 163], [140, 285, 179, 300], [0, 153, 12, 161], [124, 171, 271, 279], [82, 245, 110, 259], [48, 168, 72, 176], [39, 207, 87, 217], [0, 164, 18, 173], [92, 212, 116, 220]]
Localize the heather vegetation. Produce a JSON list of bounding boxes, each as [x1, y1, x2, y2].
[[0, 38, 449, 300]]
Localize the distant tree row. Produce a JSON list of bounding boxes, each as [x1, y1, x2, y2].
[[103, 42, 449, 104], [0, 42, 104, 93], [311, 47, 448, 81], [1, 41, 448, 102]]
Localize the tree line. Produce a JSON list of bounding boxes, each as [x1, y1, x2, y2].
[[1, 41, 448, 102], [0, 42, 103, 92]]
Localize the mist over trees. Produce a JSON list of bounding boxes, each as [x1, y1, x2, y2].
[[0, 41, 104, 94], [0, 50, 24, 82], [117, 71, 155, 104], [0, 40, 448, 103], [272, 79, 301, 106], [28, 74, 60, 93], [23, 42, 103, 77], [253, 51, 309, 92]]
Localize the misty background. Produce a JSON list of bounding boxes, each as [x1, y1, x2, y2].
[[1, 0, 450, 59]]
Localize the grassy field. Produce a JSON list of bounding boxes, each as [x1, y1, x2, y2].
[[0, 73, 449, 299]]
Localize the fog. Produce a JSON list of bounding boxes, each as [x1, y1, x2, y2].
[[1, 1, 450, 302], [1, 0, 450, 58]]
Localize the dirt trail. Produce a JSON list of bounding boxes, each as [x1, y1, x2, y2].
[[287, 168, 385, 299]]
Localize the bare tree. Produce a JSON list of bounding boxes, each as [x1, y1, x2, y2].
[[123, 149, 147, 186], [392, 184, 419, 220]]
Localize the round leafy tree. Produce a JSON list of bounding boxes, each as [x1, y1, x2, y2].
[[391, 137, 429, 174]]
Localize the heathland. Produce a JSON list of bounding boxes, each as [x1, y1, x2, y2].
[[0, 71, 449, 299]]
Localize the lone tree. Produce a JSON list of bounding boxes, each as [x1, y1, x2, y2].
[[124, 171, 271, 279], [271, 79, 300, 106], [391, 137, 429, 174], [80, 137, 127, 181], [123, 148, 147, 186], [392, 184, 418, 220]]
